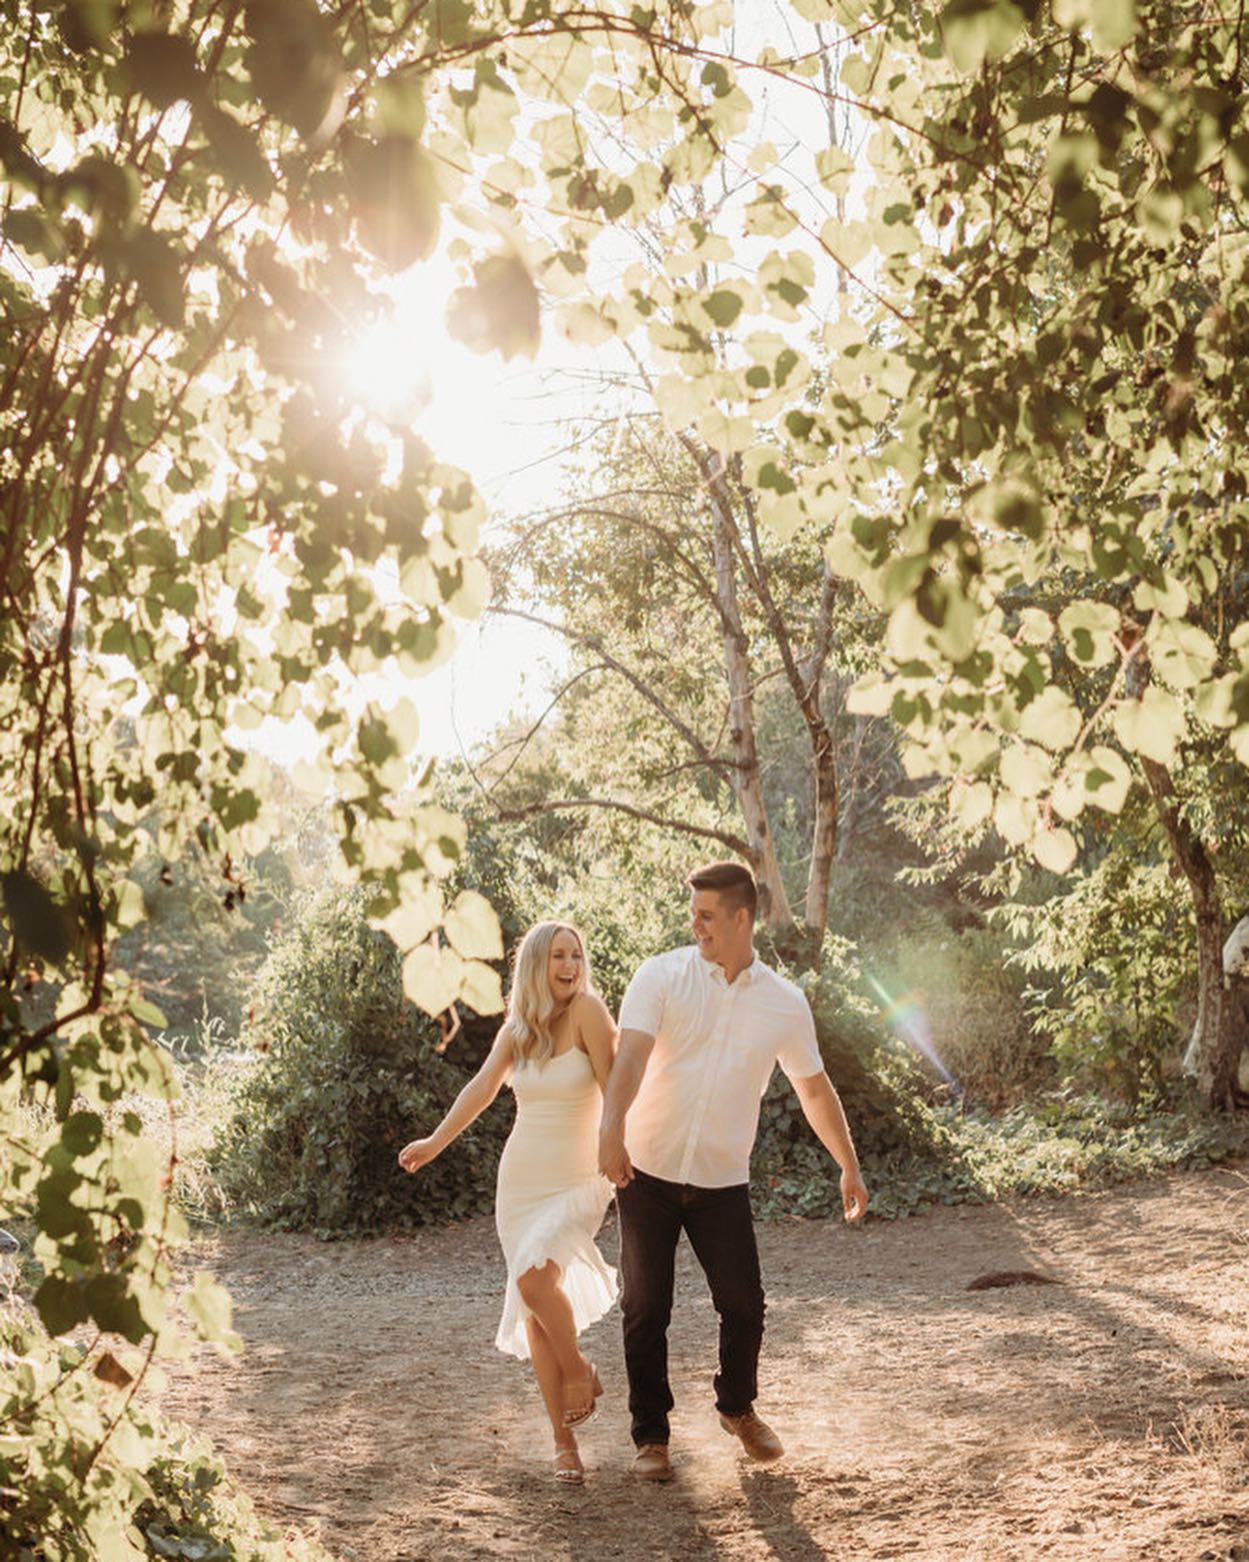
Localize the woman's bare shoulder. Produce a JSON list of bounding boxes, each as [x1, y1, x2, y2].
[[572, 990, 615, 1026]]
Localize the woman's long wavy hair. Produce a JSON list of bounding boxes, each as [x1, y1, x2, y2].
[[503, 920, 593, 1069]]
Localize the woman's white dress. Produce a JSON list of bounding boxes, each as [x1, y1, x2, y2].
[[494, 1046, 617, 1359]]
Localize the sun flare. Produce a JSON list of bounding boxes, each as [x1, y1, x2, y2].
[[340, 251, 523, 485]]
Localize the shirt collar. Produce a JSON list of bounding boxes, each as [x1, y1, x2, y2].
[[703, 949, 759, 988]]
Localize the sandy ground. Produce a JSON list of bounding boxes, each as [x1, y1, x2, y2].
[[154, 1165, 1249, 1562]]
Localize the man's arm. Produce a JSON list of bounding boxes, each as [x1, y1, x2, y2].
[[598, 1027, 655, 1187], [791, 1070, 869, 1221]]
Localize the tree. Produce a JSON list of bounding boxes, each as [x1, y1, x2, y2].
[[488, 410, 890, 935], [813, 1, 1249, 1106], [547, 1, 1249, 1105]]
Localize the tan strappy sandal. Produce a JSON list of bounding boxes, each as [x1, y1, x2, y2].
[[554, 1444, 584, 1485], [562, 1362, 603, 1428]]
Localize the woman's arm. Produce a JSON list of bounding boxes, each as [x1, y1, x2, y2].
[[574, 991, 618, 1092], [398, 1029, 512, 1173]]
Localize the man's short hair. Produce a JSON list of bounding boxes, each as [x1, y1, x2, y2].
[[687, 861, 758, 921]]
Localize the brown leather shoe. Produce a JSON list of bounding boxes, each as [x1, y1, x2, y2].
[[632, 1442, 673, 1481], [719, 1410, 783, 1462]]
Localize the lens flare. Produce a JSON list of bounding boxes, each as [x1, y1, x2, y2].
[[865, 973, 963, 1102]]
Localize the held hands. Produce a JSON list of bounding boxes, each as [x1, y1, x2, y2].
[[841, 1166, 870, 1223], [398, 1138, 439, 1174], [598, 1129, 634, 1189]]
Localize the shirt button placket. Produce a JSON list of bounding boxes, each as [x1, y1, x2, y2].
[[679, 982, 730, 1184]]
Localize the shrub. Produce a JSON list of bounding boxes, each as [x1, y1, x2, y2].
[[0, 1313, 332, 1561], [998, 846, 1195, 1104], [751, 930, 963, 1217], [209, 883, 510, 1233]]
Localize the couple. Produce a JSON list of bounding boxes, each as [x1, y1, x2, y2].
[[398, 861, 869, 1485]]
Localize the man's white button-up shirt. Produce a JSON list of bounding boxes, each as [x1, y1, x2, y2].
[[617, 944, 825, 1188]]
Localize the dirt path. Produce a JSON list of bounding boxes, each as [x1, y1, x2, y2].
[[155, 1166, 1249, 1561]]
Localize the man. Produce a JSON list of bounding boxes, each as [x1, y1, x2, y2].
[[598, 861, 869, 1482]]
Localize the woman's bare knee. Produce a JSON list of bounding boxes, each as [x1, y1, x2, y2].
[[517, 1260, 560, 1307]]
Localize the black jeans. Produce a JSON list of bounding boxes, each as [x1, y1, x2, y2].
[[617, 1168, 765, 1447]]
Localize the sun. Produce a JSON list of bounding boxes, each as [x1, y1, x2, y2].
[[339, 247, 525, 486]]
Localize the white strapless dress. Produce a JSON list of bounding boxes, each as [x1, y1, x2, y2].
[[494, 1046, 617, 1359]]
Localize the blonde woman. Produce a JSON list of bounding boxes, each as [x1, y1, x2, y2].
[[399, 921, 617, 1484]]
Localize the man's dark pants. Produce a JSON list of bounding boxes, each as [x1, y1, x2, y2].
[[617, 1167, 765, 1447]]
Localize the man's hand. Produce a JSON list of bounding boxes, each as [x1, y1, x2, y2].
[[398, 1138, 438, 1174], [841, 1166, 869, 1222], [598, 1128, 634, 1188]]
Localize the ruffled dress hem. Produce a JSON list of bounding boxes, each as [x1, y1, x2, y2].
[[494, 1174, 617, 1360]]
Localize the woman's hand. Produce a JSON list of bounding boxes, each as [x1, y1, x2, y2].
[[398, 1137, 439, 1174]]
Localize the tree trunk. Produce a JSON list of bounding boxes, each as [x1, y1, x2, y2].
[[804, 725, 838, 937], [705, 455, 794, 930], [1139, 753, 1236, 1107]]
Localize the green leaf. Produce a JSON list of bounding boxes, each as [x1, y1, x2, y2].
[[1017, 686, 1082, 751], [999, 742, 1051, 798], [2, 870, 72, 962], [61, 1110, 104, 1157], [186, 1271, 239, 1350], [1033, 825, 1077, 874], [126, 32, 202, 108], [402, 941, 461, 1017], [446, 253, 540, 359], [1091, 0, 1136, 52], [245, 0, 342, 139], [34, 1275, 88, 1336], [446, 557, 491, 618], [1113, 686, 1183, 767], [1083, 746, 1132, 812], [940, 0, 1026, 72], [1148, 620, 1216, 691], [703, 289, 743, 328], [129, 996, 168, 1029], [199, 105, 274, 200], [83, 1274, 149, 1344], [4, 206, 66, 263], [459, 958, 504, 1015], [59, 155, 138, 228], [950, 780, 993, 829], [1016, 609, 1054, 646], [123, 230, 186, 330], [1058, 601, 1119, 668], [345, 133, 441, 270], [444, 889, 503, 960], [59, 0, 119, 51], [376, 883, 443, 951]]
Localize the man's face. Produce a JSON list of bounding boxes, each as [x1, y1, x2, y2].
[[689, 889, 747, 966]]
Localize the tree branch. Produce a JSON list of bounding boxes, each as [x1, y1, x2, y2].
[[487, 603, 733, 780], [495, 795, 753, 858]]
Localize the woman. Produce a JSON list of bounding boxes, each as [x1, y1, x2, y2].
[[398, 920, 617, 1484]]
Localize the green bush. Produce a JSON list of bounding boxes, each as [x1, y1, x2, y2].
[[746, 930, 1249, 1220], [209, 883, 510, 1233], [0, 1316, 332, 1562], [751, 930, 962, 1216], [998, 845, 1195, 1103]]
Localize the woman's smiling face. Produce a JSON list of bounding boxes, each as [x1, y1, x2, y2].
[[547, 928, 585, 1003]]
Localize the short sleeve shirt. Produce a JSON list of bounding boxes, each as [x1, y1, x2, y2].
[[617, 944, 824, 1187]]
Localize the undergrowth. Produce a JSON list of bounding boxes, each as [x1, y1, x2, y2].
[[752, 1091, 1249, 1220]]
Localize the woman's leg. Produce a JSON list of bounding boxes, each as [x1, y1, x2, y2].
[[525, 1315, 579, 1449], [528, 1317, 584, 1482], [517, 1261, 597, 1419]]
